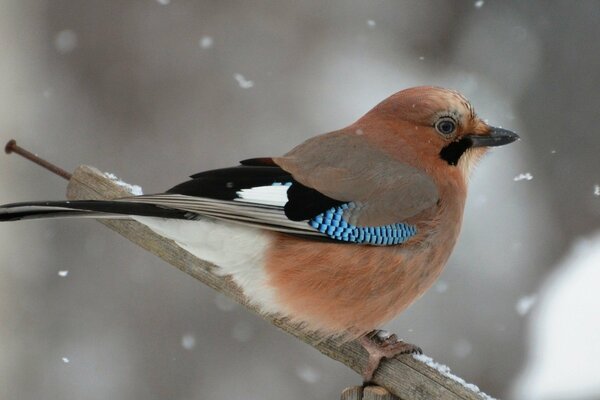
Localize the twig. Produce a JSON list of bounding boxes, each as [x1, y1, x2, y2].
[[5, 139, 72, 180]]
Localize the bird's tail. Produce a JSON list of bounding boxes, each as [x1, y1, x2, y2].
[[0, 200, 190, 222], [0, 194, 323, 237]]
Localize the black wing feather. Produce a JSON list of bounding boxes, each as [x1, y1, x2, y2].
[[239, 157, 278, 166], [1, 163, 347, 226], [169, 163, 345, 222], [171, 166, 292, 200], [284, 182, 345, 221]]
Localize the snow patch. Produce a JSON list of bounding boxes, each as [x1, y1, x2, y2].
[[104, 172, 144, 196], [413, 354, 496, 399]]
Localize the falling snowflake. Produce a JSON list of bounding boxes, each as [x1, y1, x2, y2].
[[474, 0, 485, 8], [232, 321, 255, 342], [516, 295, 537, 316], [513, 173, 533, 182], [214, 293, 237, 312], [199, 36, 213, 49], [54, 30, 78, 54], [435, 281, 448, 293], [181, 333, 196, 350], [453, 339, 473, 358], [156, 0, 170, 5], [367, 19, 376, 28], [234, 73, 254, 89], [62, 357, 70, 364], [296, 365, 321, 383], [474, 194, 488, 207], [594, 184, 600, 196], [58, 270, 69, 277]]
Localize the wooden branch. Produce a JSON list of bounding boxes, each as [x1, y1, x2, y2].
[[66, 165, 492, 400], [341, 386, 365, 400], [341, 386, 399, 400]]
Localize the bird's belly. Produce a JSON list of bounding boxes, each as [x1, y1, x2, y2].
[[263, 233, 450, 337], [134, 217, 450, 338], [133, 216, 283, 315]]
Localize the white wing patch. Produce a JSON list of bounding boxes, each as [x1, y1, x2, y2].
[[234, 183, 291, 207]]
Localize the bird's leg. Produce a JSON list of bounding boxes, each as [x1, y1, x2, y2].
[[358, 329, 422, 382]]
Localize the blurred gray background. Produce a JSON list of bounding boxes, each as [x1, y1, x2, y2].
[[0, 1, 598, 399]]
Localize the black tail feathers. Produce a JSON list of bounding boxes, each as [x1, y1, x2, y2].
[[0, 200, 190, 222]]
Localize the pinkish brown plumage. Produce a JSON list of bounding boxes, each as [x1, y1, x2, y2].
[[266, 87, 483, 337], [0, 86, 519, 381]]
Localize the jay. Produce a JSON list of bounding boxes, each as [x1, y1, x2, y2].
[[0, 86, 519, 380]]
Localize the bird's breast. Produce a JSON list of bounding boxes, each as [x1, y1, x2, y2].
[[263, 231, 460, 336]]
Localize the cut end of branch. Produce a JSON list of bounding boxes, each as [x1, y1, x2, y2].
[[5, 139, 17, 154]]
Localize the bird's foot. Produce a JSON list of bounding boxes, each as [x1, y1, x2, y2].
[[358, 330, 422, 382]]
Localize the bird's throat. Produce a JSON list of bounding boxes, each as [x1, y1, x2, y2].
[[439, 138, 472, 166]]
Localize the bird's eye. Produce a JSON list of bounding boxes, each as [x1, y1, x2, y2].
[[435, 118, 457, 136]]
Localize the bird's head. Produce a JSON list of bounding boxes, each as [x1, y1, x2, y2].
[[361, 86, 519, 179]]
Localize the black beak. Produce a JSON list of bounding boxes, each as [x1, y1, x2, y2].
[[466, 126, 520, 148]]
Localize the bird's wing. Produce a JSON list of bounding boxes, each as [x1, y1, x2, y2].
[[0, 164, 329, 237], [1, 137, 437, 245], [274, 130, 439, 227], [117, 164, 338, 237]]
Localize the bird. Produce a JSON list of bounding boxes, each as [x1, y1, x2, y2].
[[0, 86, 518, 381]]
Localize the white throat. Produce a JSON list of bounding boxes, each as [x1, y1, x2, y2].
[[457, 147, 487, 181]]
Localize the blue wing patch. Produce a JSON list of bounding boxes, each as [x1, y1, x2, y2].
[[308, 203, 417, 246], [267, 182, 417, 245]]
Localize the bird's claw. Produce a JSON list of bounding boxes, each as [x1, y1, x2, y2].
[[359, 330, 422, 382]]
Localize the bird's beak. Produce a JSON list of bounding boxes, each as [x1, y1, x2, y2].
[[466, 126, 520, 148]]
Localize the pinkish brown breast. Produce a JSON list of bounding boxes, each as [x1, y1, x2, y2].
[[263, 180, 466, 338]]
